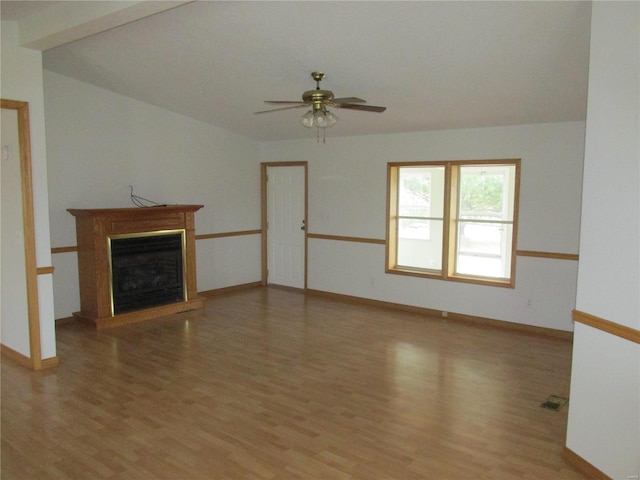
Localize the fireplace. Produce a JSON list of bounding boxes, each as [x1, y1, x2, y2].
[[109, 231, 186, 315], [68, 205, 204, 328]]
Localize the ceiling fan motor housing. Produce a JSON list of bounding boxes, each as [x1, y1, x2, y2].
[[302, 89, 334, 111], [254, 71, 386, 116]]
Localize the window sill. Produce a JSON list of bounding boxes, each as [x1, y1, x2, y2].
[[386, 267, 514, 288]]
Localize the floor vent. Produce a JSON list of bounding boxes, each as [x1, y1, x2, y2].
[[540, 395, 568, 411]]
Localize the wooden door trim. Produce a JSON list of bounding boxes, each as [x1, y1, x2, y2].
[[261, 162, 308, 289], [1, 99, 42, 370]]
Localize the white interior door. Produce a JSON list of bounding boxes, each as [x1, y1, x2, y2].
[[267, 165, 306, 288]]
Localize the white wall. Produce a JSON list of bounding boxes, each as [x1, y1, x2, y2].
[[44, 71, 262, 318], [1, 108, 30, 354], [0, 20, 56, 360], [566, 2, 640, 478], [44, 70, 586, 335], [261, 122, 585, 331]]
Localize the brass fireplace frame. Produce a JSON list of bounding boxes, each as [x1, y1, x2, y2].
[[107, 228, 187, 316]]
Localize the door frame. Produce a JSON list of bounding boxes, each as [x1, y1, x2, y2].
[[260, 162, 308, 289], [1, 99, 42, 370]]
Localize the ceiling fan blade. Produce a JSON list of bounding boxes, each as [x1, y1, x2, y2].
[[254, 104, 309, 114], [264, 101, 307, 105], [334, 103, 387, 113], [332, 97, 366, 104]]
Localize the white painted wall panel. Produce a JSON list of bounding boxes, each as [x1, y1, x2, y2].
[[1, 20, 56, 360], [567, 324, 640, 478], [1, 108, 30, 355], [265, 122, 584, 255], [196, 235, 261, 292], [37, 274, 56, 359], [309, 240, 578, 331], [263, 121, 585, 331], [574, 2, 640, 329], [568, 3, 640, 479], [44, 71, 262, 319], [51, 252, 80, 319]]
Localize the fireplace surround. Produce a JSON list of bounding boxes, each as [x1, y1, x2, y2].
[[68, 205, 203, 329]]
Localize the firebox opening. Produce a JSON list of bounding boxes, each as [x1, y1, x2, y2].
[[108, 230, 186, 315]]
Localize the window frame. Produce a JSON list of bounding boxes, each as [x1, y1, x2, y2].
[[386, 159, 520, 288]]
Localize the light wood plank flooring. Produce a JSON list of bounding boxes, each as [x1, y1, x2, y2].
[[1, 287, 586, 479]]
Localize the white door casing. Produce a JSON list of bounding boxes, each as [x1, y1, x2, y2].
[[1, 100, 42, 369]]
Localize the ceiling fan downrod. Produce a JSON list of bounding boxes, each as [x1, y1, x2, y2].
[[311, 71, 325, 89]]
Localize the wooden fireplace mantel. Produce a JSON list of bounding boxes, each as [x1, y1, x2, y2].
[[68, 205, 204, 329]]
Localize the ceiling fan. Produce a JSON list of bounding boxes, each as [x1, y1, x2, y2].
[[254, 72, 386, 138]]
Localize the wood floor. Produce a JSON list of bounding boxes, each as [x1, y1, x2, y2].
[[1, 287, 586, 479]]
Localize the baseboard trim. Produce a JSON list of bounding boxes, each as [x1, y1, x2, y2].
[[562, 447, 612, 480], [306, 289, 574, 340], [2, 344, 58, 370], [55, 316, 75, 326], [41, 356, 59, 369], [54, 282, 573, 340], [53, 283, 263, 323], [1, 344, 32, 368], [198, 281, 263, 297]]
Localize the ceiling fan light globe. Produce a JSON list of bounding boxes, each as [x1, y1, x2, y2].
[[314, 112, 328, 128], [301, 111, 314, 128], [325, 111, 338, 127]]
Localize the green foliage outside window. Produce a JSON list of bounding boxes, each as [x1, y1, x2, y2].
[[401, 176, 430, 204], [459, 173, 503, 214]]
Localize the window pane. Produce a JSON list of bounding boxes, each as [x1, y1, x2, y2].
[[397, 219, 443, 271], [399, 218, 430, 240], [459, 165, 515, 221], [455, 222, 513, 278], [398, 167, 445, 217]]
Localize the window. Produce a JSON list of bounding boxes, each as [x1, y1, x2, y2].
[[387, 159, 520, 287]]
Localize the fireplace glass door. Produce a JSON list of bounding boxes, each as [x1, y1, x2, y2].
[[108, 230, 186, 315]]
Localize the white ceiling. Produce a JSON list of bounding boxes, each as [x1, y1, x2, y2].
[[3, 1, 592, 142]]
